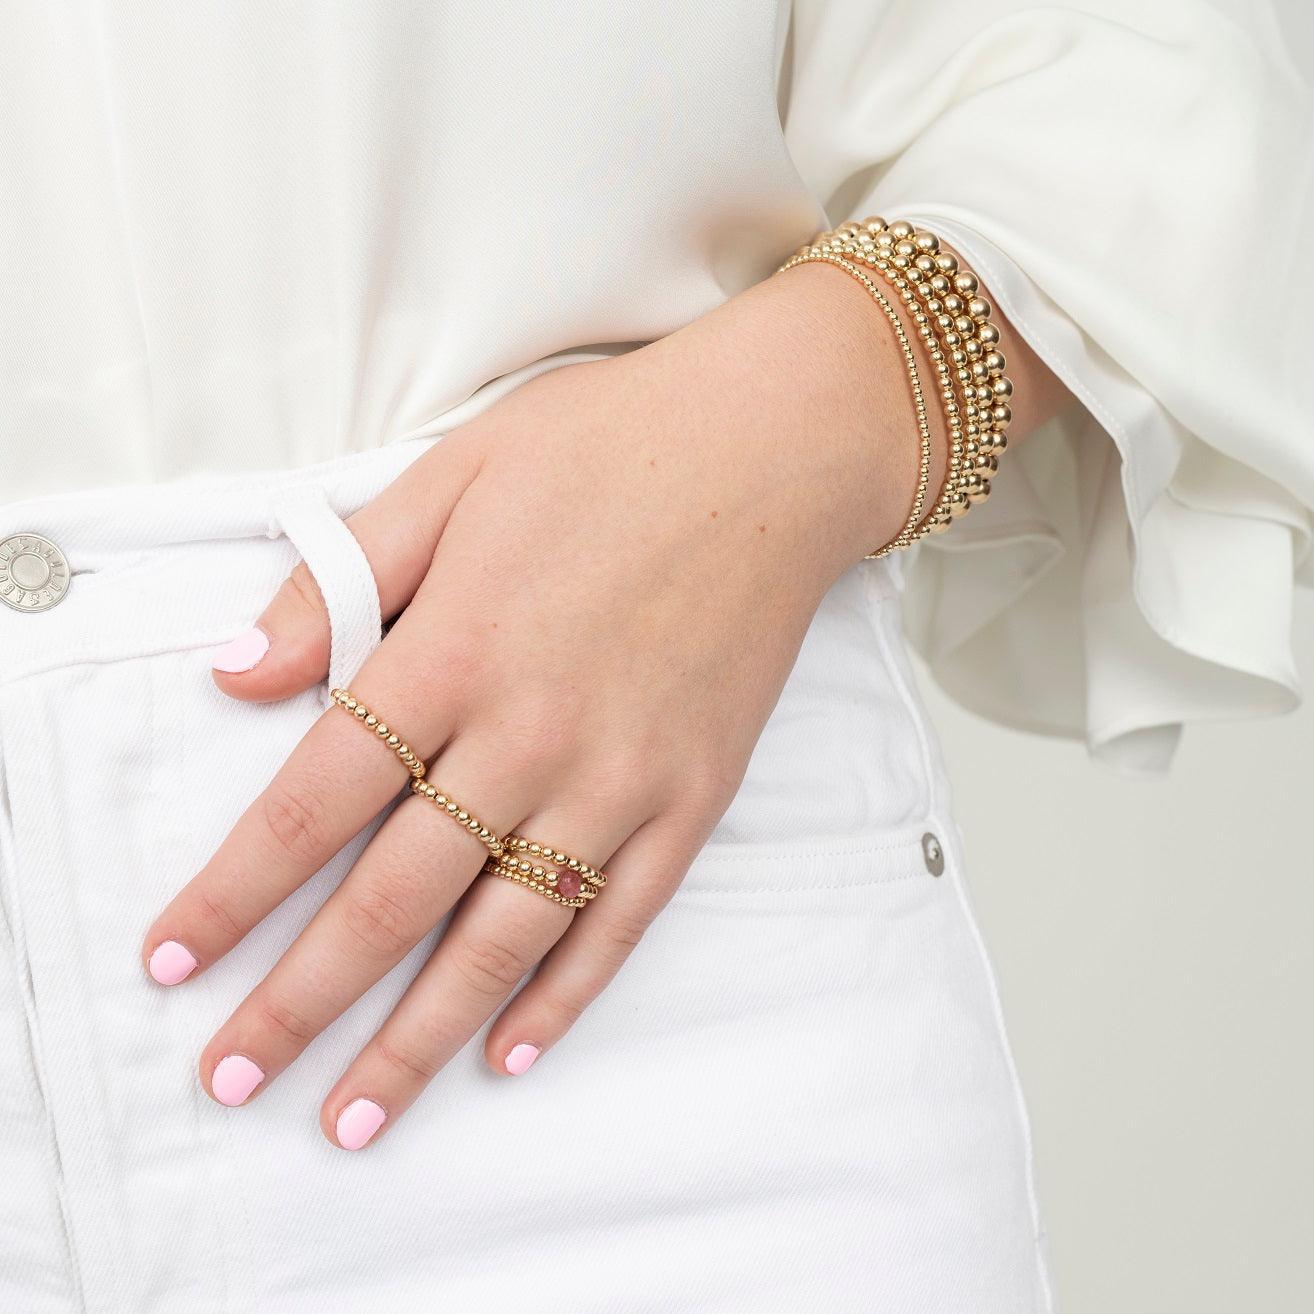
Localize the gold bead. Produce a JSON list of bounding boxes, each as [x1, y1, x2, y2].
[[889, 220, 914, 239], [985, 350, 1006, 374], [991, 404, 1013, 428], [934, 252, 959, 273], [968, 297, 991, 321], [978, 323, 1001, 345], [914, 231, 940, 253], [953, 272, 978, 295], [992, 377, 1013, 398]]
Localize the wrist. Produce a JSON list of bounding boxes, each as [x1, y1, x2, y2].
[[626, 259, 948, 584]]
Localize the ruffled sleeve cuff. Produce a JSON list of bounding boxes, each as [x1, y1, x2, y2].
[[888, 215, 1310, 774]]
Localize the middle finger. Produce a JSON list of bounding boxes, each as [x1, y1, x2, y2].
[[198, 739, 535, 1105]]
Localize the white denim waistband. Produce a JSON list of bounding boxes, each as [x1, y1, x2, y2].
[[0, 438, 439, 688]]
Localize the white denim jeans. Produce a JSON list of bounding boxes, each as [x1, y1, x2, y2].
[[0, 438, 1055, 1313]]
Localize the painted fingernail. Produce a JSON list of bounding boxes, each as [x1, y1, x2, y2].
[[505, 1043, 540, 1076], [147, 940, 197, 986], [335, 1098, 387, 1150], [211, 1055, 264, 1106], [211, 627, 270, 673]]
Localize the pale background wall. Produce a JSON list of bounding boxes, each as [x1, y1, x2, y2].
[[912, 591, 1313, 1313], [916, 11, 1313, 1310]]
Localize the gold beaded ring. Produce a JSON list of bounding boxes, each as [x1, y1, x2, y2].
[[409, 776, 504, 857], [329, 687, 427, 778], [499, 835, 607, 898], [482, 854, 600, 909]]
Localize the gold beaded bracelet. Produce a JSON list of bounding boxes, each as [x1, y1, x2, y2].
[[777, 217, 1014, 552], [775, 250, 934, 559]]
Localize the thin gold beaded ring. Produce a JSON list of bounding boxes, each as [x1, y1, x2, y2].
[[409, 777, 504, 857], [329, 687, 427, 778], [481, 853, 602, 909]]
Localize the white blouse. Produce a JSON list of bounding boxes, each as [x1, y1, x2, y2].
[[2, 0, 1309, 773]]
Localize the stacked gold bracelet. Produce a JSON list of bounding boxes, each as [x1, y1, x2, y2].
[[777, 217, 1014, 556]]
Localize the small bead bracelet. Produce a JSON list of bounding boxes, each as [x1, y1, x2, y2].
[[775, 250, 933, 559]]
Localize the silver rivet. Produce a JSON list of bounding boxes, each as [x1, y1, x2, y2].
[[0, 533, 71, 613], [921, 832, 945, 877]]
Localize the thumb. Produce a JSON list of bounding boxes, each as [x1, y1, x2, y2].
[[210, 436, 479, 703]]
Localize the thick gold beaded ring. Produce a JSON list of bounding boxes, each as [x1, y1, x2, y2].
[[500, 835, 607, 896], [482, 850, 603, 909], [409, 777, 505, 857], [329, 688, 427, 778]]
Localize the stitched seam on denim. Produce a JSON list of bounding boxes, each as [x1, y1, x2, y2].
[[864, 566, 937, 815], [937, 821, 1057, 1314], [0, 698, 90, 1311], [677, 870, 925, 896]]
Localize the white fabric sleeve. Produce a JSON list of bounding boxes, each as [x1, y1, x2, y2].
[[779, 0, 1313, 773]]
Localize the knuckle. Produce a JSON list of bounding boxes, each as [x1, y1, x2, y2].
[[602, 909, 649, 955], [195, 891, 245, 942], [285, 563, 325, 618], [579, 910, 648, 971], [256, 994, 318, 1045], [531, 979, 588, 1029], [684, 756, 742, 814], [375, 1036, 440, 1084], [339, 879, 421, 960], [451, 930, 536, 999], [501, 696, 580, 775], [261, 785, 326, 863]]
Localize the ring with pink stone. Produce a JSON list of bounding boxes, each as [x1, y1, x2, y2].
[[484, 839, 607, 908], [500, 835, 606, 894]]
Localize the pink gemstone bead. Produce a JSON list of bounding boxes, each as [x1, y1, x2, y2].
[[557, 870, 582, 900]]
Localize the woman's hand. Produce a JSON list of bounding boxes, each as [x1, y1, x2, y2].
[[139, 262, 940, 1148]]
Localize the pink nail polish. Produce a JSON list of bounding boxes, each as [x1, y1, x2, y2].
[[148, 940, 197, 985], [505, 1043, 540, 1076], [212, 1055, 264, 1106], [336, 1098, 387, 1150], [211, 627, 270, 673]]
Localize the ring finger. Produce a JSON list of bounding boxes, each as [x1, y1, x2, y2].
[[320, 807, 636, 1149]]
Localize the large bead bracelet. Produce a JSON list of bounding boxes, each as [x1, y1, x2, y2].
[[777, 217, 1014, 553]]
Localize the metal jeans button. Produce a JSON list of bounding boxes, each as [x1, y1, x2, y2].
[[921, 832, 945, 877], [0, 533, 71, 612]]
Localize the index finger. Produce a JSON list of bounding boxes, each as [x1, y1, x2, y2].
[[141, 631, 459, 983]]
